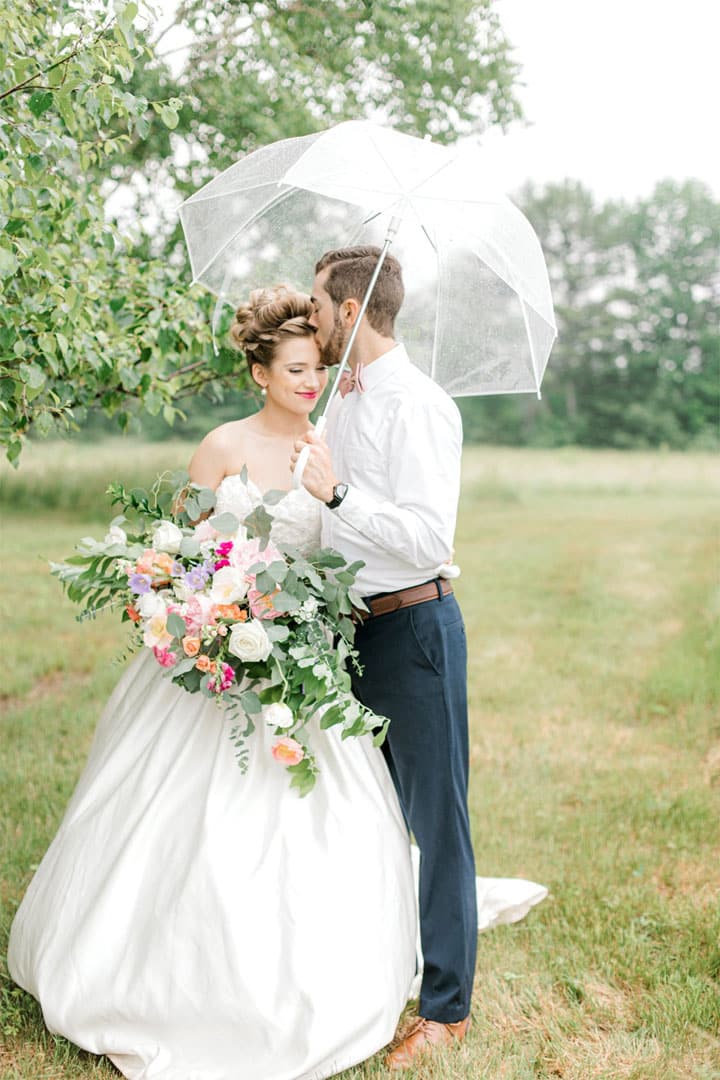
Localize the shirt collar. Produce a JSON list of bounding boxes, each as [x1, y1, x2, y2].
[[355, 342, 409, 393]]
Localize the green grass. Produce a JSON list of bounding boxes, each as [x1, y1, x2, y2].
[[1, 443, 719, 1079]]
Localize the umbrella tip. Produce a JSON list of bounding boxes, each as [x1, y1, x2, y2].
[[536, 389, 542, 401]]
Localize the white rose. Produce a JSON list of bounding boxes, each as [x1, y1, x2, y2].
[[153, 520, 184, 554], [210, 565, 249, 604], [227, 619, 272, 663], [137, 591, 167, 619], [104, 524, 127, 547], [263, 702, 294, 729]]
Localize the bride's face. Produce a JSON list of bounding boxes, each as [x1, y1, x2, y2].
[[255, 336, 328, 415]]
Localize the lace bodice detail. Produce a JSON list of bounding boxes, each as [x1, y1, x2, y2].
[[214, 474, 321, 557]]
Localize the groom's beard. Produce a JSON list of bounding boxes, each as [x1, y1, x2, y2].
[[318, 312, 350, 367]]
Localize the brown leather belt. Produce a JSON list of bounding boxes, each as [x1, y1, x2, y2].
[[362, 578, 453, 619]]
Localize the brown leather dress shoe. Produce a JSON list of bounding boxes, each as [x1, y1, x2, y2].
[[386, 1014, 471, 1071]]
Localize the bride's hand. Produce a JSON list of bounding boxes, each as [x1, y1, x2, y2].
[[291, 431, 336, 503]]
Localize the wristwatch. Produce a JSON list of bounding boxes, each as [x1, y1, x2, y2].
[[325, 482, 349, 510]]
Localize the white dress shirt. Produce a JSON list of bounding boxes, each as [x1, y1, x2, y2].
[[322, 343, 462, 597]]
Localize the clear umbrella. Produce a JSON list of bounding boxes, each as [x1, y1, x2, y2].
[[179, 120, 557, 403]]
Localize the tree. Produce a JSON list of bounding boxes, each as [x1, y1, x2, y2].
[[0, 0, 215, 464], [1, 0, 523, 462], [460, 179, 719, 449]]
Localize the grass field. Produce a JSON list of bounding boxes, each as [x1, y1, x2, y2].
[[1, 441, 719, 1079]]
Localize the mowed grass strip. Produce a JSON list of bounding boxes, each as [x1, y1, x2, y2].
[[1, 446, 719, 1079]]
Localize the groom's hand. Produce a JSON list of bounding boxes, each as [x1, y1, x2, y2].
[[291, 431, 337, 503]]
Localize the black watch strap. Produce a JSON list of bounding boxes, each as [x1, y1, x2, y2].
[[325, 482, 348, 510]]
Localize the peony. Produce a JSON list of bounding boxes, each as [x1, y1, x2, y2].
[[271, 736, 305, 767], [137, 591, 166, 620], [263, 702, 294, 730], [104, 524, 127, 547], [231, 537, 283, 577], [153, 646, 177, 668], [227, 619, 272, 663], [153, 521, 184, 554], [210, 565, 249, 605], [192, 519, 218, 543]]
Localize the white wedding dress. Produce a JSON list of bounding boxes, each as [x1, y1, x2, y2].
[[8, 476, 546, 1080]]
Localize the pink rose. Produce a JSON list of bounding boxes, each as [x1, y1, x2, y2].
[[271, 736, 305, 767]]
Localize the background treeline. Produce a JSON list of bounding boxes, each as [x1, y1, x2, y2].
[[459, 177, 720, 449]]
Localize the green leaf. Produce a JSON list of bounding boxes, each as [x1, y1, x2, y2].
[[210, 511, 239, 535], [0, 246, 19, 278], [166, 613, 186, 638], [159, 106, 179, 130], [28, 91, 53, 118], [240, 689, 262, 714]]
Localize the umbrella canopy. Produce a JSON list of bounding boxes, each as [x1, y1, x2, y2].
[[179, 120, 557, 397]]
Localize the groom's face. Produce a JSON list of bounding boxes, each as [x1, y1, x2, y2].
[[309, 270, 349, 367]]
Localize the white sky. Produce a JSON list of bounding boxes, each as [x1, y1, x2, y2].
[[480, 0, 720, 201]]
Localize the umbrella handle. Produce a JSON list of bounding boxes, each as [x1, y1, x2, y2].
[[292, 415, 327, 490]]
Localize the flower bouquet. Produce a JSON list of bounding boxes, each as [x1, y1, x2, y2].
[[51, 469, 387, 796]]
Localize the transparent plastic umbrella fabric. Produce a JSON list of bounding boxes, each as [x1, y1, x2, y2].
[[179, 121, 557, 396]]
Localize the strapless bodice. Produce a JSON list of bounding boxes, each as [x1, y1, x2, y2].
[[214, 473, 321, 557]]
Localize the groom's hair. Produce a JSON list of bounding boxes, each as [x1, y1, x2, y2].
[[315, 246, 404, 337]]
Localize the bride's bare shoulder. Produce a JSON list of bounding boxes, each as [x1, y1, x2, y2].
[[189, 419, 254, 487]]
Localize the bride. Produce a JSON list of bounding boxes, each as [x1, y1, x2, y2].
[[8, 286, 545, 1080]]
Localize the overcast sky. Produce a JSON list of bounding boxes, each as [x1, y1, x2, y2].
[[480, 0, 720, 201], [151, 0, 719, 204]]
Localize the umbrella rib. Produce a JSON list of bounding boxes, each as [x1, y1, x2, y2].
[[181, 180, 281, 206], [190, 186, 296, 284]]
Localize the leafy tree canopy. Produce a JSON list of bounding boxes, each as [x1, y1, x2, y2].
[[0, 0, 522, 463]]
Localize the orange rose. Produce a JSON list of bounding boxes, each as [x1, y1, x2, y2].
[[214, 603, 246, 622], [195, 654, 213, 672], [182, 636, 201, 657]]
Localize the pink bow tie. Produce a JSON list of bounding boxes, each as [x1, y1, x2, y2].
[[339, 364, 366, 398]]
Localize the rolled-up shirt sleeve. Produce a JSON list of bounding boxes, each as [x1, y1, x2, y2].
[[333, 395, 461, 569]]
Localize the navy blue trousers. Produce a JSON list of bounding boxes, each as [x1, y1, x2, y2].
[[351, 587, 477, 1023]]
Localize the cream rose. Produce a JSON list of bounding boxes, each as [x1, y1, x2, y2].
[[210, 566, 249, 605], [153, 520, 183, 554], [227, 619, 272, 663], [263, 702, 294, 729]]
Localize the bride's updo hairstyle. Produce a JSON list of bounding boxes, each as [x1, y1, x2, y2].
[[229, 285, 314, 384]]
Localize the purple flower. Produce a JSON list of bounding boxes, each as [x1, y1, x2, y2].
[[129, 573, 153, 595], [171, 560, 184, 576], [183, 566, 210, 592]]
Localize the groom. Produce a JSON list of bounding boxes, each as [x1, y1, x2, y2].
[[292, 247, 477, 1070]]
